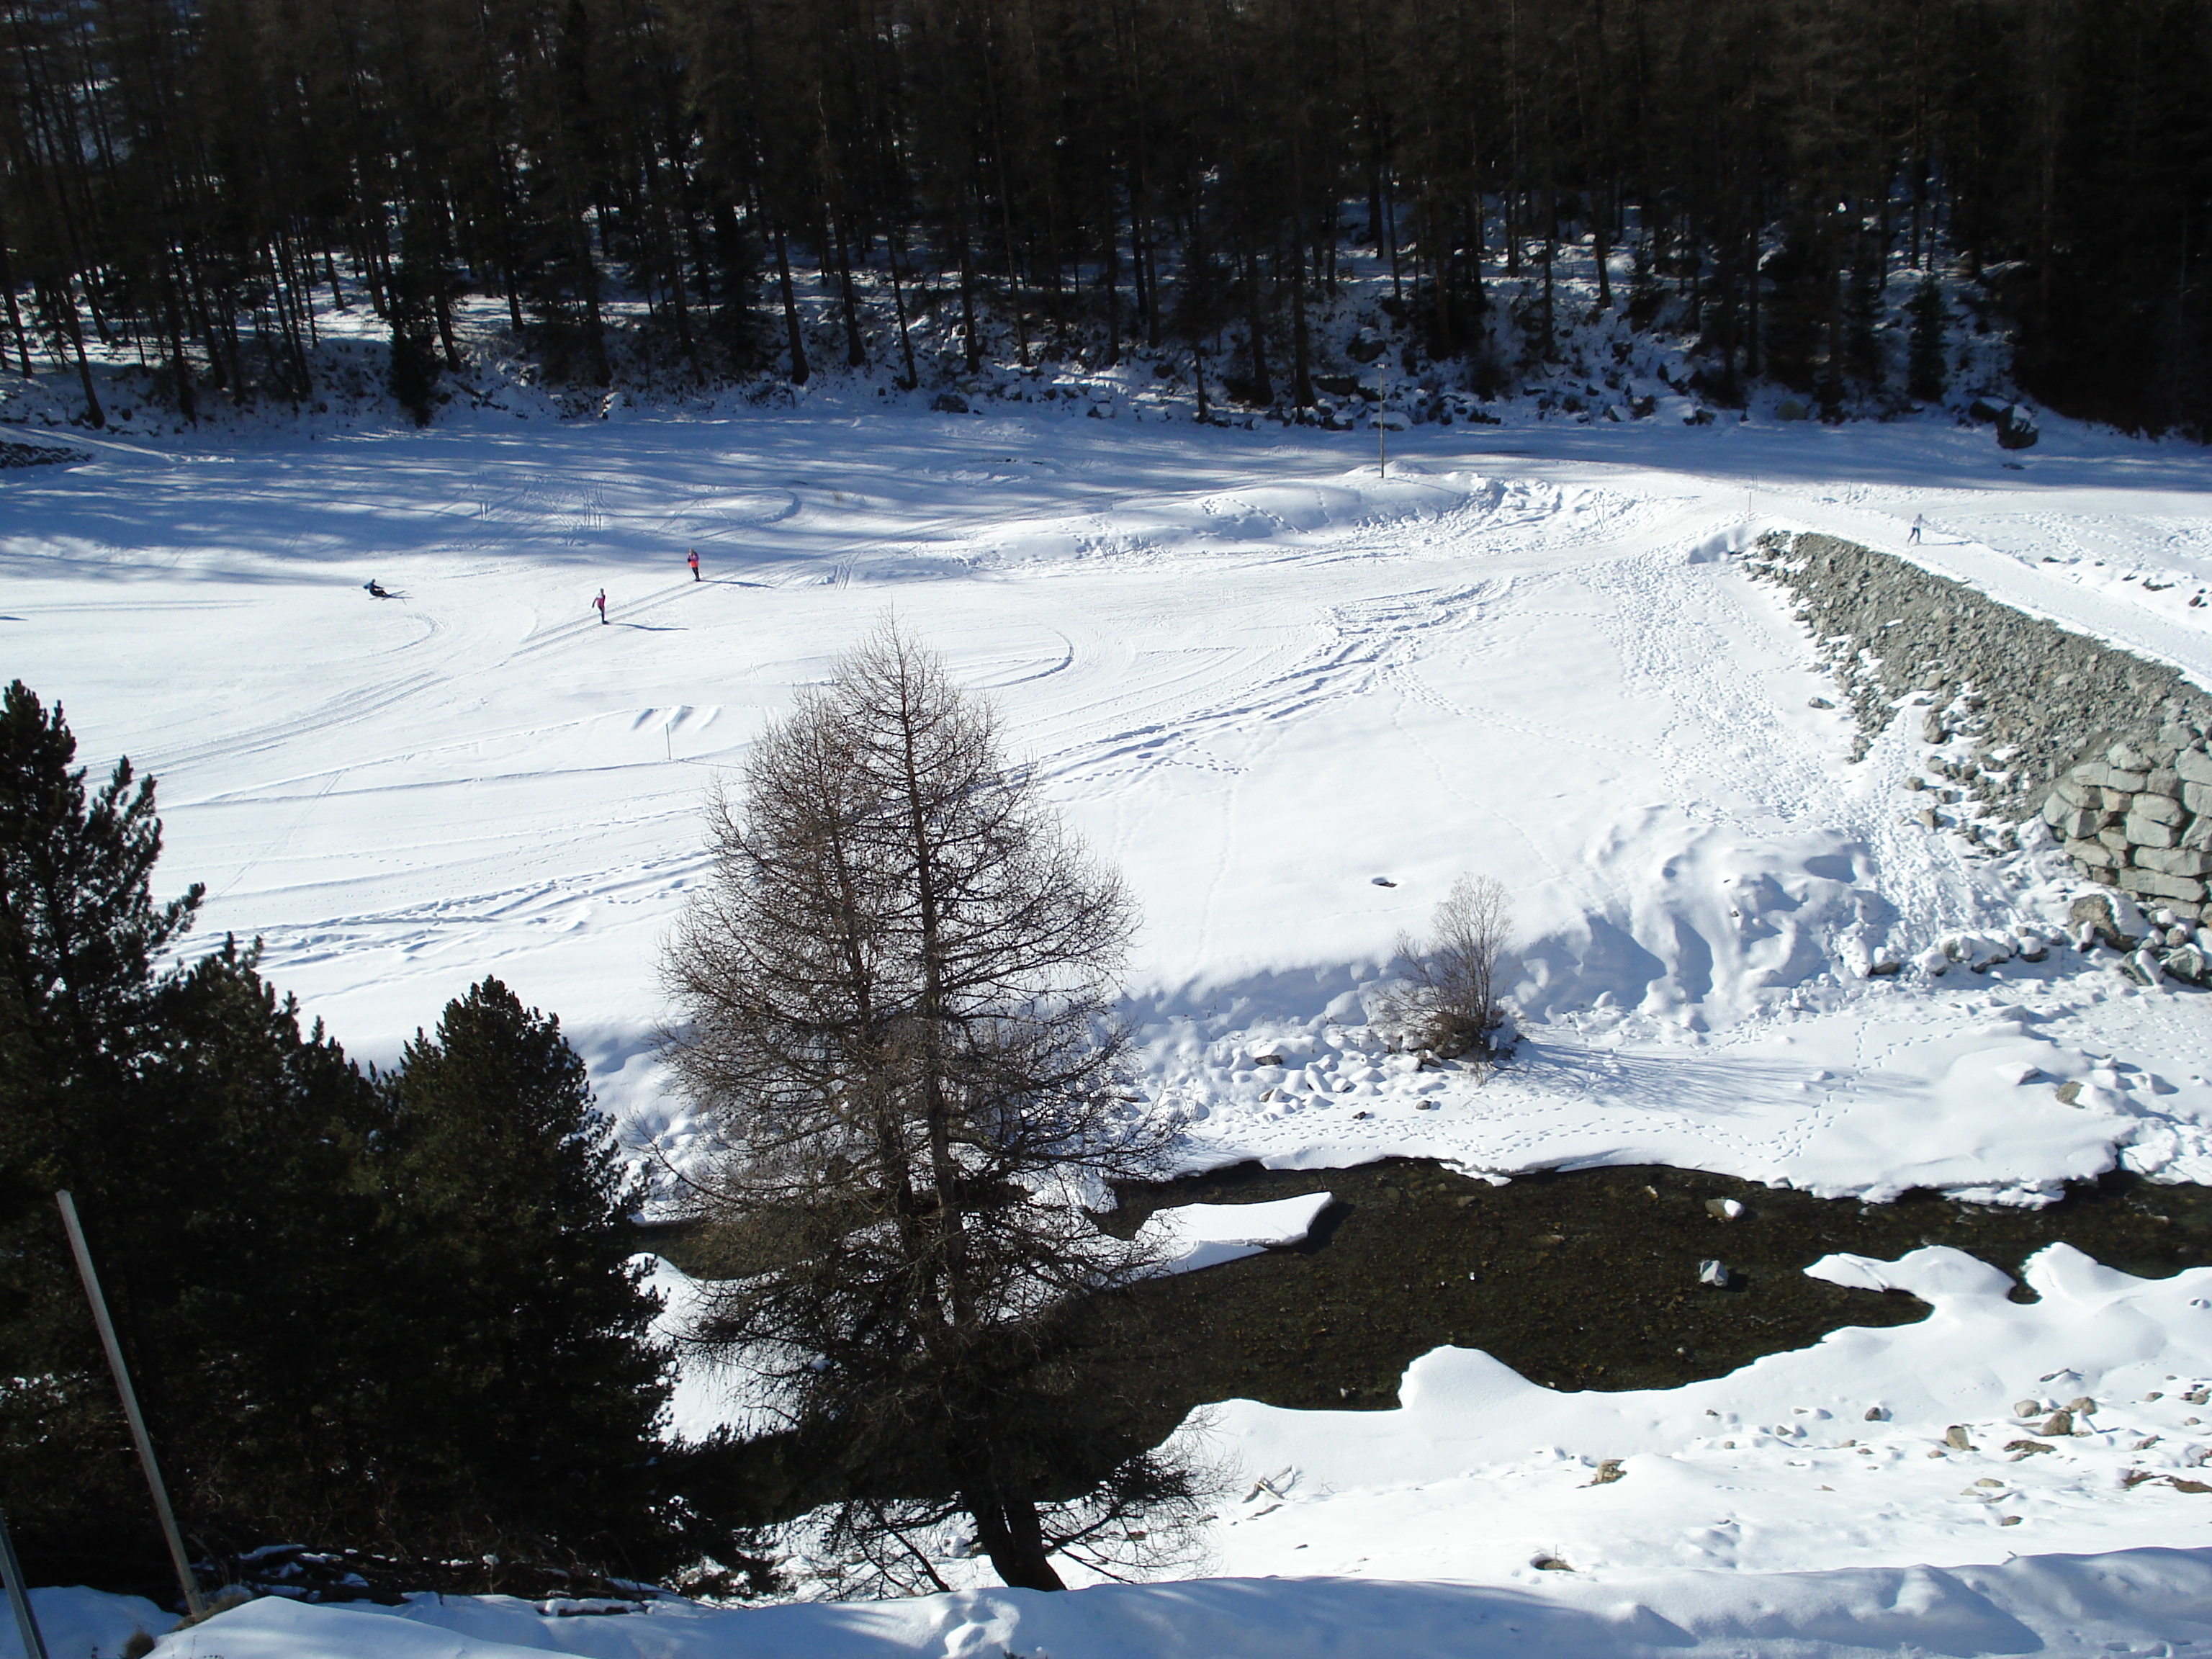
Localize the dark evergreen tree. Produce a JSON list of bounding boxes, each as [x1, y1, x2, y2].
[[0, 688, 704, 1589], [367, 979, 676, 1568], [387, 267, 442, 428], [0, 680, 209, 1591]]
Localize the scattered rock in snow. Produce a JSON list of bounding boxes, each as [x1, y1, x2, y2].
[[2070, 894, 2141, 952], [0, 439, 89, 468], [1699, 1259, 1737, 1289], [1945, 1425, 1976, 1451]]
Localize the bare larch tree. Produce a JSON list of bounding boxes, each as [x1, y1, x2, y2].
[[662, 620, 1202, 1593]]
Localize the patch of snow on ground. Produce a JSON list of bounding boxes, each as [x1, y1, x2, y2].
[[1135, 1192, 1335, 1274], [0, 1588, 171, 1659]]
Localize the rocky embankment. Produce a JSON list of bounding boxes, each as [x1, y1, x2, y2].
[[1745, 531, 2212, 976]]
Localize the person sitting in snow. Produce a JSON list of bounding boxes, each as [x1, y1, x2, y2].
[[365, 579, 390, 598]]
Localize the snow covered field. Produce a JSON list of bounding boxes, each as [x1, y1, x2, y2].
[[8, 403, 2208, 1199], [9, 398, 2212, 1654]]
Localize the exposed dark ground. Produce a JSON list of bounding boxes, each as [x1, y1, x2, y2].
[[654, 1161, 2212, 1523], [1081, 1160, 2212, 1442]]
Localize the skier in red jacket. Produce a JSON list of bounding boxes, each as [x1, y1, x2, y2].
[[593, 588, 608, 624], [687, 548, 701, 582]]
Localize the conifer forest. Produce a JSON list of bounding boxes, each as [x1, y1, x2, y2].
[[3, 0, 2209, 436]]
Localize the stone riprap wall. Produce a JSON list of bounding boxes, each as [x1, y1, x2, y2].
[[1744, 531, 2212, 927]]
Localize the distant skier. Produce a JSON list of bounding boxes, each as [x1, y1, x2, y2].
[[1907, 513, 1925, 544], [688, 548, 701, 582], [364, 579, 390, 598], [593, 588, 608, 624]]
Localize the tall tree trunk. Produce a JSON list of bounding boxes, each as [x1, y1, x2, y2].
[[829, 212, 866, 369], [887, 232, 919, 388], [1745, 207, 1762, 379], [0, 199, 32, 376], [1238, 226, 1271, 404], [1102, 199, 1121, 369], [1539, 186, 1557, 359], [1593, 183, 1612, 310], [773, 221, 809, 384], [955, 1455, 1066, 1593], [161, 260, 194, 422], [958, 220, 981, 374], [58, 284, 105, 427]]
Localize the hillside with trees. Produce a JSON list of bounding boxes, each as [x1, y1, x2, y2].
[[1, 0, 2206, 436]]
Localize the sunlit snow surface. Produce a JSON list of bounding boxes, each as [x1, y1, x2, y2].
[[1135, 1190, 1334, 1272], [9, 408, 2208, 1202], [54, 1547, 2212, 1659], [12, 405, 2212, 1645]]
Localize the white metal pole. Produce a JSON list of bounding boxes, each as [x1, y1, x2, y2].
[[0, 1507, 50, 1659], [54, 1192, 207, 1617]]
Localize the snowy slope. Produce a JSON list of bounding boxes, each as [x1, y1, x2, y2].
[[6, 408, 2208, 1202], [11, 402, 2212, 1650]]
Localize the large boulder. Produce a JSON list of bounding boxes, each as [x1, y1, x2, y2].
[[1997, 405, 2039, 449], [2069, 893, 2140, 950]]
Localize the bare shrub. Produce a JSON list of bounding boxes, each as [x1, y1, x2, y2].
[[1377, 874, 1511, 1058]]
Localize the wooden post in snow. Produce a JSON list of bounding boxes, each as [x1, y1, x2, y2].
[[54, 1192, 207, 1617]]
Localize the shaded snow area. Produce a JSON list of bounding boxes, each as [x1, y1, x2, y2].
[[40, 1546, 2212, 1659], [12, 406, 2212, 1655]]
